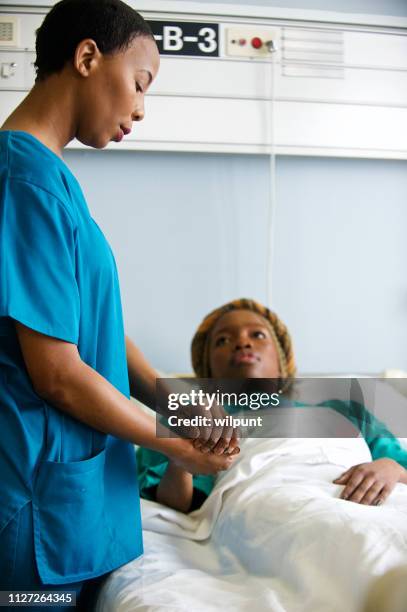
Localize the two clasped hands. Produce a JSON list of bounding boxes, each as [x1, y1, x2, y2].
[[165, 401, 241, 475]]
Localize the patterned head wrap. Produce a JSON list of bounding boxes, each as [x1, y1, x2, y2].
[[191, 298, 296, 380]]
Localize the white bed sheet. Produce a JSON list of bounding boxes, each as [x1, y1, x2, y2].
[[96, 416, 407, 612]]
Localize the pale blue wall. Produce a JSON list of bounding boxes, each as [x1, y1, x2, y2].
[[64, 0, 407, 374], [65, 150, 407, 374], [273, 157, 407, 373], [64, 151, 271, 372]]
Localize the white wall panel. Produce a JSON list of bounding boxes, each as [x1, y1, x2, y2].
[[1, 4, 406, 158], [149, 57, 274, 99], [123, 97, 272, 147], [0, 91, 24, 125], [345, 31, 407, 68], [276, 68, 407, 107], [275, 102, 407, 152]]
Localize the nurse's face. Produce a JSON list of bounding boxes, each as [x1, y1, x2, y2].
[[75, 35, 160, 149], [208, 310, 281, 379]]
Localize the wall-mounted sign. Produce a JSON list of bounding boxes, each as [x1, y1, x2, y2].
[[148, 21, 219, 57]]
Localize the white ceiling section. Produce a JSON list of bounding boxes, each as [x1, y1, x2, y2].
[[1, 1, 407, 158]]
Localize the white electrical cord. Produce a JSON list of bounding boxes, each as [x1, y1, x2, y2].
[[266, 41, 277, 307]]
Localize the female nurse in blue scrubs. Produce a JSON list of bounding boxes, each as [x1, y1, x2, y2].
[[0, 0, 237, 608]]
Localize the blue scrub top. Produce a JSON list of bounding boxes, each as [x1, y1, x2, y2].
[[0, 131, 143, 584]]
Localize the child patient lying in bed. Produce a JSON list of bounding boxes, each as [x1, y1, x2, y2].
[[136, 298, 407, 512]]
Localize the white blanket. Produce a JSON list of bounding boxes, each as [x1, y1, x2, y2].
[[97, 424, 407, 612]]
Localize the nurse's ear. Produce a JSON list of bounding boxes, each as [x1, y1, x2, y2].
[[73, 38, 102, 78]]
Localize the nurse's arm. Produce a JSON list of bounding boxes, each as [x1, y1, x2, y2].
[[15, 323, 234, 475], [125, 335, 158, 408]]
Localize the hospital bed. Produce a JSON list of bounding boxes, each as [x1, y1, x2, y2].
[[95, 376, 407, 612]]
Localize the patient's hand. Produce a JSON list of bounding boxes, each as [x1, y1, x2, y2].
[[334, 458, 405, 505]]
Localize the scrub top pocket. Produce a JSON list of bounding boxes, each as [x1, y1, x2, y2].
[[32, 449, 114, 585]]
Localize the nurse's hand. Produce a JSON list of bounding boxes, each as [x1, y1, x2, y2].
[[334, 458, 406, 505], [155, 378, 240, 457], [172, 396, 240, 456], [191, 402, 241, 456], [193, 434, 240, 456], [164, 401, 240, 457], [186, 404, 240, 455], [167, 438, 237, 475]]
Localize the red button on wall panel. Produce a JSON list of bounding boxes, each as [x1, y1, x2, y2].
[[251, 37, 263, 49]]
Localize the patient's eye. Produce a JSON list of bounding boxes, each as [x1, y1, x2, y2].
[[215, 336, 229, 347], [252, 330, 266, 339]]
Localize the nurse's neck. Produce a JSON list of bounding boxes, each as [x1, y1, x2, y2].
[[1, 73, 77, 159]]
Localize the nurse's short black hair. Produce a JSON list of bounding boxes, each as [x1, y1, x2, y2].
[[34, 0, 155, 82]]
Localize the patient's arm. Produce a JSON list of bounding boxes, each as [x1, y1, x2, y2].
[[334, 458, 407, 505], [156, 461, 194, 512]]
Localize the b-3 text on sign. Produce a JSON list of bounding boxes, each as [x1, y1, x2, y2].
[[148, 21, 219, 57]]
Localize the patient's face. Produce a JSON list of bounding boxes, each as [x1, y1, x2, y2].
[[208, 310, 280, 379]]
